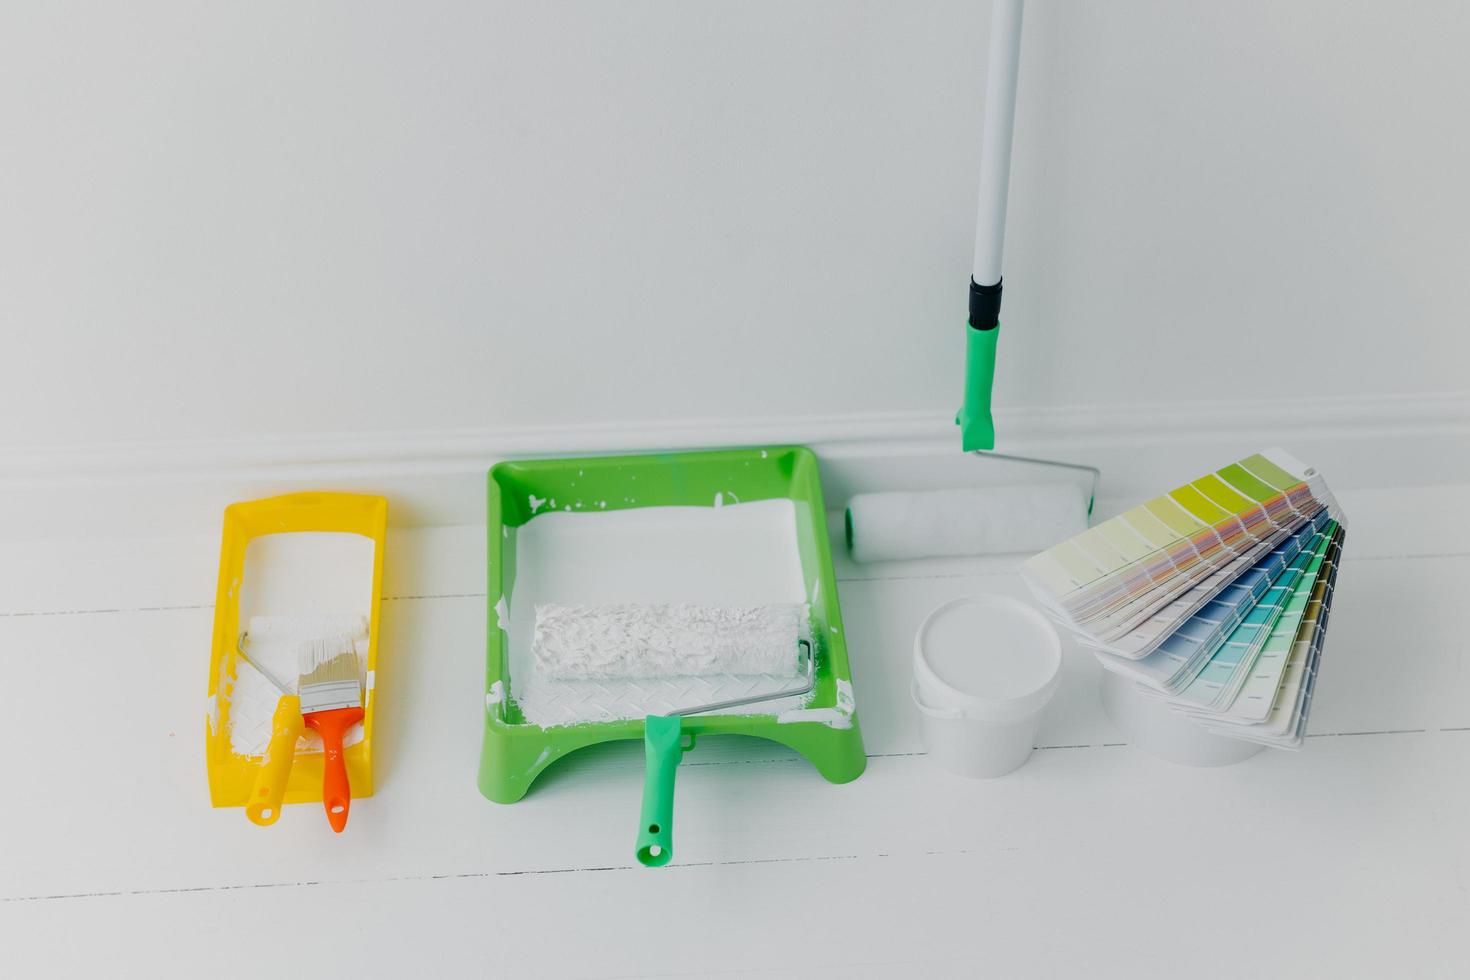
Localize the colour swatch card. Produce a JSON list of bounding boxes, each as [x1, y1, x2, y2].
[[1024, 448, 1347, 750], [1091, 511, 1331, 693], [1023, 449, 1336, 631], [1203, 530, 1342, 747], [1169, 525, 1335, 711]]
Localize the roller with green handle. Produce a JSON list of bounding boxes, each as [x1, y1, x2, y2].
[[527, 600, 821, 868], [627, 638, 814, 868], [635, 715, 686, 867], [958, 310, 999, 452], [957, 0, 1023, 453], [848, 0, 1096, 568]]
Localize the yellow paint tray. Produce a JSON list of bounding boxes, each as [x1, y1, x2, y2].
[[205, 492, 387, 811]]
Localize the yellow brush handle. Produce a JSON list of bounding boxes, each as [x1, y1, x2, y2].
[[245, 695, 302, 827]]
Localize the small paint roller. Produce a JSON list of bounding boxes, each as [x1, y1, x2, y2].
[[845, 483, 1091, 563], [532, 602, 814, 867]]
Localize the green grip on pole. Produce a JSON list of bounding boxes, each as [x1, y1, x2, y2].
[[635, 714, 685, 867], [957, 322, 998, 452]]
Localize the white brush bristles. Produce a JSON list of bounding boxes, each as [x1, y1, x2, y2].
[[297, 636, 362, 713]]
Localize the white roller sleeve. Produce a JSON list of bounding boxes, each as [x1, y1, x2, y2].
[[246, 614, 369, 641], [533, 603, 808, 680], [846, 484, 1088, 563]]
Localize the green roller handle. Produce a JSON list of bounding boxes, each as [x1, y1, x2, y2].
[[957, 322, 998, 452], [635, 714, 687, 867]]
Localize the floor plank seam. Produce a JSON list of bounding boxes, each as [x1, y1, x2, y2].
[[835, 572, 1012, 584], [3, 725, 1461, 904], [834, 551, 1470, 584], [1, 844, 1080, 906], [1035, 742, 1129, 750], [1352, 552, 1470, 562], [384, 592, 487, 601], [1304, 728, 1428, 738], [2, 852, 871, 904], [0, 604, 210, 618], [0, 591, 490, 617], [681, 728, 1452, 769]]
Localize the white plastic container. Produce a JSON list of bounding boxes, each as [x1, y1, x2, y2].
[[911, 595, 1062, 778], [1099, 670, 1264, 767]]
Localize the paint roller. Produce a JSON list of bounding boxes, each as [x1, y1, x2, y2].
[[848, 0, 1095, 564], [534, 602, 807, 680], [845, 477, 1093, 563], [532, 601, 814, 867]]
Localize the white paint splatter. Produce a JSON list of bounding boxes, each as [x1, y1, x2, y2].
[[205, 695, 219, 735], [760, 450, 768, 458], [777, 679, 855, 729], [713, 492, 724, 508], [487, 680, 506, 713], [494, 596, 509, 631], [528, 494, 546, 513], [366, 669, 376, 690]]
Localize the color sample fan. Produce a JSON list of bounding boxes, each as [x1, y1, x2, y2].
[[1022, 448, 1346, 749]]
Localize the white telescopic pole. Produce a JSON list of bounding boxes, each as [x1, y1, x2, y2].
[[971, 0, 1024, 288]]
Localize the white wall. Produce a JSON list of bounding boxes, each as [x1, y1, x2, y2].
[[3, 1, 1467, 452]]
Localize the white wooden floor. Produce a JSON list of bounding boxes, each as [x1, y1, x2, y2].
[[2, 485, 1468, 978]]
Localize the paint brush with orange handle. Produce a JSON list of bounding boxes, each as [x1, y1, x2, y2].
[[297, 637, 364, 833]]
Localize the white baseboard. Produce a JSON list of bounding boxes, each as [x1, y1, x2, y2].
[[4, 392, 1467, 540]]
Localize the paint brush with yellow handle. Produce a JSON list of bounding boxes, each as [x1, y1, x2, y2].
[[236, 640, 302, 827]]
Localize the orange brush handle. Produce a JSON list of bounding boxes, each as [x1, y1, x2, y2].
[[303, 706, 364, 833]]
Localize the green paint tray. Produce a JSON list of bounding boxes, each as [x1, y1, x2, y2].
[[477, 446, 866, 806]]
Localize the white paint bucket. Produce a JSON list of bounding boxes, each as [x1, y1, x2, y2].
[[1099, 670, 1265, 766], [911, 595, 1062, 778]]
